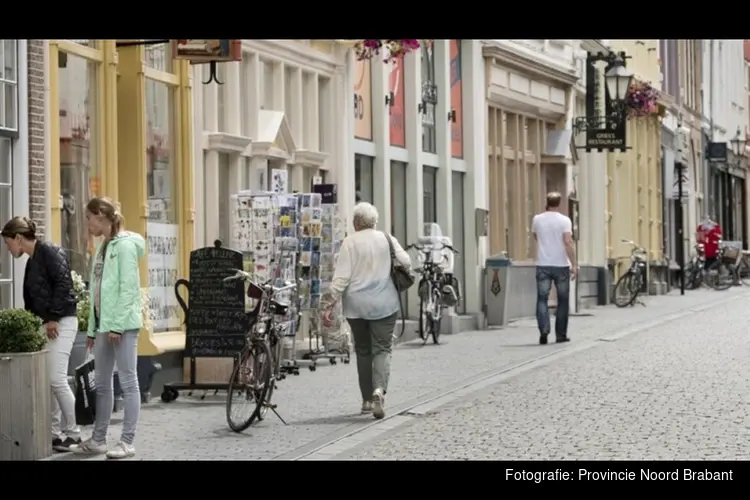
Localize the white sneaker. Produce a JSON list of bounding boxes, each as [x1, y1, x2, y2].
[[71, 438, 107, 456], [372, 388, 385, 420], [361, 401, 373, 414], [106, 441, 136, 459]]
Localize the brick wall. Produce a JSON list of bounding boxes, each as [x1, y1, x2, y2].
[[27, 40, 46, 238]]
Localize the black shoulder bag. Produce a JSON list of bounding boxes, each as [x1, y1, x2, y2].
[[383, 232, 415, 337]]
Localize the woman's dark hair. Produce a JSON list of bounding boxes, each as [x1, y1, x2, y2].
[[1, 216, 37, 240], [86, 197, 125, 256]]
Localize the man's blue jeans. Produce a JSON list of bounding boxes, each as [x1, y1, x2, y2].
[[536, 266, 570, 337]]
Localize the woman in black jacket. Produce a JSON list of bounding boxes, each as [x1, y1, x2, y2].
[[1, 216, 81, 453]]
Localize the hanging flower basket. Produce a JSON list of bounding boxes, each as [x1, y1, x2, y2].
[[625, 80, 661, 119], [354, 39, 430, 63]]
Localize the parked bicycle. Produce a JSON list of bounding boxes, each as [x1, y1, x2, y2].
[[613, 239, 648, 308], [223, 269, 297, 433], [684, 243, 706, 290], [706, 240, 744, 291], [405, 243, 460, 345]]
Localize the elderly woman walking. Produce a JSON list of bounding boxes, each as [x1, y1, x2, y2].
[[322, 202, 411, 419]]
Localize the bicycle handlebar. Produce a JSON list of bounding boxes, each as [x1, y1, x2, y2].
[[406, 243, 460, 254], [223, 269, 297, 294]]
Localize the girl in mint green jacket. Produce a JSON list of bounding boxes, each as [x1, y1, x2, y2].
[[72, 197, 146, 460]]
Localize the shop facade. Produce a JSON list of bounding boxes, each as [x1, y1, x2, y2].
[[47, 40, 194, 356], [193, 40, 345, 249], [350, 40, 487, 320], [0, 40, 30, 309]]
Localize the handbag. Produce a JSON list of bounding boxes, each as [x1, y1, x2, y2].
[[74, 350, 97, 426], [383, 233, 415, 291], [383, 232, 414, 338]]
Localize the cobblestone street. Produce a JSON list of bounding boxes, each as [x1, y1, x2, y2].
[[47, 288, 749, 460], [340, 288, 750, 460]]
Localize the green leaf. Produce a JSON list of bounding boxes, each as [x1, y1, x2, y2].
[[0, 309, 46, 353]]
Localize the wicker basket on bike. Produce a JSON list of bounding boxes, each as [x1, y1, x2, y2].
[[719, 241, 741, 265]]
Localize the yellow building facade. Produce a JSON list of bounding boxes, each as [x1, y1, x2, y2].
[[605, 40, 664, 285], [48, 40, 193, 355]]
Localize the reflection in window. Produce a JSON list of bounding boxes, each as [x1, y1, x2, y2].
[[0, 137, 12, 308], [145, 79, 176, 223], [354, 154, 374, 204], [421, 44, 437, 154], [423, 166, 437, 223], [144, 42, 172, 73], [218, 152, 230, 246], [59, 53, 98, 277], [1, 39, 18, 131]]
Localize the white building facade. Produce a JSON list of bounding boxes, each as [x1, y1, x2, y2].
[[0, 39, 29, 308], [351, 40, 487, 320], [192, 40, 348, 248], [703, 39, 748, 245]]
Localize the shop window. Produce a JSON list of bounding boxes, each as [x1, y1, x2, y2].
[[390, 161, 407, 241], [423, 166, 437, 223], [59, 53, 99, 277], [355, 154, 374, 203], [218, 153, 230, 246], [144, 42, 173, 73], [1, 39, 18, 132], [0, 137, 12, 309], [451, 171, 466, 313], [145, 79, 177, 224], [421, 45, 437, 154]]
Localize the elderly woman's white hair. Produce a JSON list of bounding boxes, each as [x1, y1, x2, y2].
[[352, 202, 379, 230]]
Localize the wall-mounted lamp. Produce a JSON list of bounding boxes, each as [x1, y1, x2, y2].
[[417, 101, 426, 114], [385, 92, 394, 107], [447, 110, 456, 123], [730, 127, 747, 167]]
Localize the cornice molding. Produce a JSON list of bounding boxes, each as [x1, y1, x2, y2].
[[483, 43, 579, 88], [242, 40, 342, 76]]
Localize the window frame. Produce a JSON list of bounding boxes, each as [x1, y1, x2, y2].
[[0, 39, 19, 136]]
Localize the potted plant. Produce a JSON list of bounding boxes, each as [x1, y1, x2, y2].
[[67, 270, 91, 376], [625, 80, 664, 119], [0, 308, 50, 460], [354, 39, 428, 63]]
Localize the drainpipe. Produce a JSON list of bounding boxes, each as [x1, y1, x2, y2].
[[707, 40, 715, 217]]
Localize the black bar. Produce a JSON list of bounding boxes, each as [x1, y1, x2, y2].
[[676, 162, 685, 295], [116, 39, 170, 48]]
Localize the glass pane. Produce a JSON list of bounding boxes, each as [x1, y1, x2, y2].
[[70, 39, 92, 47], [354, 154, 373, 204], [3, 40, 16, 82], [0, 185, 12, 280], [144, 42, 173, 73], [0, 282, 13, 310], [145, 79, 176, 223], [0, 82, 5, 129], [3, 81, 16, 130], [0, 137, 10, 184], [59, 52, 99, 278], [145, 79, 180, 333], [218, 152, 229, 246]]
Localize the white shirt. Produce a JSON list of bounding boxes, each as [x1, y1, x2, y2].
[[330, 228, 411, 320], [531, 211, 572, 267]]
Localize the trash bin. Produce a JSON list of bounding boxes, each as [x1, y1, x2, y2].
[[484, 254, 512, 327]]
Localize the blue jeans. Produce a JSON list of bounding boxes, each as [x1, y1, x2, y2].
[[536, 266, 570, 337]]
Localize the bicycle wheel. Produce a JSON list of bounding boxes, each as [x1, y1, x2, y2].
[[737, 261, 750, 286], [684, 264, 700, 290], [258, 335, 282, 421], [707, 261, 733, 291], [226, 339, 272, 433], [430, 287, 442, 345], [613, 272, 636, 308], [418, 281, 432, 344]]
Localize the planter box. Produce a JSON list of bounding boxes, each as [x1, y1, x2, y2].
[[0, 350, 51, 461]]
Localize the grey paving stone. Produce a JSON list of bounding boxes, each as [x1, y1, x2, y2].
[[46, 288, 746, 460]]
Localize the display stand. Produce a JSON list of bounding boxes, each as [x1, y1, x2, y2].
[[231, 191, 301, 376], [300, 188, 350, 370]]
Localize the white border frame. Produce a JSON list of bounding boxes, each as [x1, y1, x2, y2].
[[12, 40, 29, 306]]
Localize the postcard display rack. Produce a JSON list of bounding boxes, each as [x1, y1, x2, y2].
[[298, 193, 350, 371], [230, 191, 301, 376]]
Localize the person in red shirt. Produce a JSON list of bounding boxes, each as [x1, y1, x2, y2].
[[696, 216, 722, 268]]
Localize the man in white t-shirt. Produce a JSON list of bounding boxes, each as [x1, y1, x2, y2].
[[531, 192, 578, 345]]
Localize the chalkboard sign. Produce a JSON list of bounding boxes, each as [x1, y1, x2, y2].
[[182, 246, 249, 357]]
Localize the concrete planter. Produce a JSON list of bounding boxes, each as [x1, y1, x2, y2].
[[0, 349, 51, 461]]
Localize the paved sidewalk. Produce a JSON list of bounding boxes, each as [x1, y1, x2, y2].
[[47, 287, 746, 460]]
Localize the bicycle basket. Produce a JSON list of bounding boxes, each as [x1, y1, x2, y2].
[[722, 246, 741, 263]]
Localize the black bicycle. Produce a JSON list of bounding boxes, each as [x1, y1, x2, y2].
[[613, 239, 648, 308], [223, 270, 297, 433], [706, 240, 738, 291], [406, 243, 460, 345]]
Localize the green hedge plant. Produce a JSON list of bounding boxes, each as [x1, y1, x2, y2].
[[0, 309, 46, 353]]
